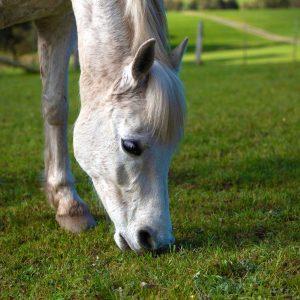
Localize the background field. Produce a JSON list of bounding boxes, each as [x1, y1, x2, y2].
[[172, 8, 300, 65], [0, 9, 299, 299], [209, 8, 300, 37]]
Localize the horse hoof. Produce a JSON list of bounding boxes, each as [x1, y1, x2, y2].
[[56, 207, 96, 233]]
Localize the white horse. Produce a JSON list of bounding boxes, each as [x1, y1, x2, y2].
[[1, 0, 187, 253]]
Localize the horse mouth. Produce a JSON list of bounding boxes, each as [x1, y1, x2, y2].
[[117, 233, 147, 254], [118, 233, 131, 250], [117, 232, 174, 255]]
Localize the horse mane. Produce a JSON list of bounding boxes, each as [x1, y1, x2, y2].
[[125, 0, 170, 65], [124, 0, 186, 143]]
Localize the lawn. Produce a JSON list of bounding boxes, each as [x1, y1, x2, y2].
[[208, 8, 300, 37], [0, 11, 299, 299], [171, 11, 300, 65]]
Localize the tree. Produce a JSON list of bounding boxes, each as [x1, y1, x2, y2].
[[0, 22, 35, 60]]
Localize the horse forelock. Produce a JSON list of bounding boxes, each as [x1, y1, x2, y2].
[[146, 61, 186, 144]]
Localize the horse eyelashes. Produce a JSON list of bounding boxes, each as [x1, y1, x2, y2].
[[121, 139, 143, 156]]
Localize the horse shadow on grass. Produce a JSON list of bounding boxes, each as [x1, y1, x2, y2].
[[169, 156, 299, 251]]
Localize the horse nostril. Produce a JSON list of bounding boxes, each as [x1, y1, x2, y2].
[[137, 228, 155, 250]]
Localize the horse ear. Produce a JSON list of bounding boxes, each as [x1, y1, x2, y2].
[[132, 39, 156, 81], [170, 37, 188, 72]]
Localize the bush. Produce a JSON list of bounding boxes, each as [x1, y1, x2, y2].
[[199, 0, 222, 9], [290, 0, 300, 7], [164, 0, 184, 10], [241, 1, 263, 8], [199, 0, 239, 9], [263, 0, 290, 7], [241, 0, 291, 8], [186, 0, 199, 9], [164, 0, 238, 10], [222, 0, 239, 8], [0, 22, 36, 59]]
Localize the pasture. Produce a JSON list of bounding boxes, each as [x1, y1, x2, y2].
[[209, 8, 300, 37], [1, 9, 299, 298]]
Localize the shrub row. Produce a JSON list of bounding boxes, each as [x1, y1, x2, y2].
[[164, 0, 300, 10], [164, 0, 239, 10], [241, 0, 300, 8]]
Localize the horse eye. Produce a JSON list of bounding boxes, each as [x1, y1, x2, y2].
[[121, 139, 142, 156]]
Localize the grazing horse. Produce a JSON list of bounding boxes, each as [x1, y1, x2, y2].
[[0, 0, 188, 253]]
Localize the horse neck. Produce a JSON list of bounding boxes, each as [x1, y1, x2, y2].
[[72, 0, 131, 99], [125, 0, 170, 65], [72, 0, 171, 102]]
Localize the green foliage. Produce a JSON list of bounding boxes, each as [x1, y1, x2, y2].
[[1, 10, 300, 298], [241, 0, 291, 8], [264, 0, 291, 7], [290, 0, 300, 7], [165, 0, 184, 11], [0, 22, 36, 59], [200, 0, 239, 9], [164, 0, 239, 10], [188, 0, 200, 9]]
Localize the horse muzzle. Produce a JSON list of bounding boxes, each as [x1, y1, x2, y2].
[[114, 226, 175, 254]]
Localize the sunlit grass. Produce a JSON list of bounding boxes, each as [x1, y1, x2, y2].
[[184, 43, 300, 65], [0, 11, 299, 299], [169, 12, 300, 65], [209, 8, 300, 37]]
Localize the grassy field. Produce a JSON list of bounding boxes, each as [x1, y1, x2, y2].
[[1, 11, 300, 299], [174, 10, 300, 65], [209, 8, 300, 37]]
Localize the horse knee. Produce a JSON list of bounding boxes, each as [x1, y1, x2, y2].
[[43, 92, 68, 125]]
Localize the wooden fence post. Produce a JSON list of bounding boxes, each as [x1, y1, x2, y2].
[[196, 21, 203, 65], [243, 23, 248, 65], [293, 19, 299, 62]]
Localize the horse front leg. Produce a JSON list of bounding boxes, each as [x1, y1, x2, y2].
[[35, 13, 96, 233]]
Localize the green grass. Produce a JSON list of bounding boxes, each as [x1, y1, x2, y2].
[[1, 12, 300, 299], [170, 11, 300, 64], [208, 8, 300, 37]]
